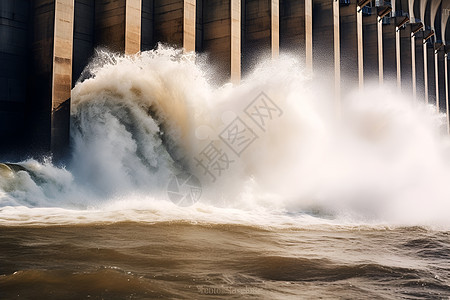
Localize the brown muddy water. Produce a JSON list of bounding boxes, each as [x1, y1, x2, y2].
[[0, 222, 449, 299]]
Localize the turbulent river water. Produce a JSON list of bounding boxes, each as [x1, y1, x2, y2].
[[0, 47, 449, 299]]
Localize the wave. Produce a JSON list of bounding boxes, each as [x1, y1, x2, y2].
[[1, 45, 450, 228]]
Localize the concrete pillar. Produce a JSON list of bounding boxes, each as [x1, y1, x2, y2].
[[424, 43, 429, 103], [305, 0, 313, 72], [51, 0, 74, 157], [357, 6, 363, 90], [411, 34, 416, 100], [231, 0, 241, 83], [396, 26, 401, 91], [271, 0, 279, 59], [333, 0, 340, 109], [445, 53, 449, 133], [400, 24, 412, 94], [413, 30, 425, 101], [427, 42, 437, 106], [423, 31, 435, 104], [377, 15, 384, 85], [183, 0, 196, 52], [435, 49, 440, 113], [436, 48, 446, 113], [125, 0, 142, 54]]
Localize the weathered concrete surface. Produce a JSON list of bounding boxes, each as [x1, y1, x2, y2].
[[271, 0, 279, 58], [427, 41, 436, 106], [231, 0, 241, 83], [0, 0, 29, 152], [399, 24, 412, 94], [125, 0, 142, 54], [183, 0, 195, 52], [51, 0, 74, 159], [413, 30, 425, 101], [437, 50, 446, 112]]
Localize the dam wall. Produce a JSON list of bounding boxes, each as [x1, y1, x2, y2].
[[0, 0, 449, 159]]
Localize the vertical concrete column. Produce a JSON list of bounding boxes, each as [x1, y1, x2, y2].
[[411, 34, 416, 100], [445, 53, 449, 133], [183, 0, 195, 52], [396, 27, 401, 91], [51, 0, 74, 157], [125, 0, 142, 54], [400, 24, 412, 94], [333, 0, 340, 109], [305, 0, 313, 72], [424, 43, 429, 103], [231, 0, 241, 83], [271, 0, 279, 59], [357, 7, 363, 90], [377, 16, 383, 85], [435, 48, 440, 112]]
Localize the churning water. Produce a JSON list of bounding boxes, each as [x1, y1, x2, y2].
[[0, 47, 449, 299]]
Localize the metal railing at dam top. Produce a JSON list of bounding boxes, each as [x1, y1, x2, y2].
[[0, 0, 449, 160]]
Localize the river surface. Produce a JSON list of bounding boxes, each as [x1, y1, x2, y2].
[[0, 220, 449, 299]]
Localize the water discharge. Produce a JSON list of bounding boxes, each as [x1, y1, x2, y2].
[[0, 46, 450, 229]]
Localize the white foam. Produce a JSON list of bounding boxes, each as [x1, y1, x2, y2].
[[1, 46, 450, 229]]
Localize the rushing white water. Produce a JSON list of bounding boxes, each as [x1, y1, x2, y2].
[[1, 46, 450, 228]]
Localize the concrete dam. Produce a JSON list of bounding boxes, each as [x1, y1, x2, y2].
[[0, 0, 449, 160]]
